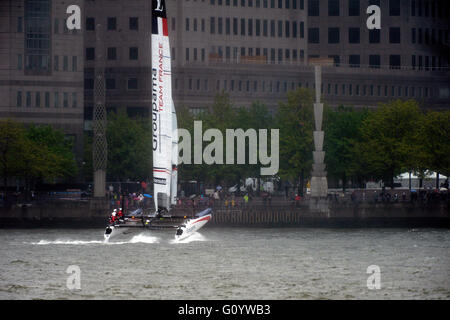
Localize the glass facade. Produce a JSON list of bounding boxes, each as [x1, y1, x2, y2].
[[25, 0, 51, 74]]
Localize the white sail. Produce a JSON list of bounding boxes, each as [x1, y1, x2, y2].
[[151, 0, 175, 211], [171, 100, 178, 205]]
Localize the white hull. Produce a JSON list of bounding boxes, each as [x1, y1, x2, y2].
[[104, 225, 128, 242], [175, 214, 212, 241]]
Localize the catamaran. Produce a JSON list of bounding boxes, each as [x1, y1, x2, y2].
[[104, 0, 212, 241]]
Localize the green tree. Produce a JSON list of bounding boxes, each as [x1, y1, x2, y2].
[[355, 100, 424, 188], [0, 120, 27, 202], [276, 88, 314, 195], [25, 124, 78, 181], [419, 110, 450, 178], [323, 105, 370, 189], [106, 112, 152, 181]]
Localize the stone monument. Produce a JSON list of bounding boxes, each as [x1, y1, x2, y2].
[[309, 58, 333, 198]]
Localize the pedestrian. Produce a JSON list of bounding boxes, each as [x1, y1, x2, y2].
[[244, 194, 249, 207], [295, 194, 301, 207]]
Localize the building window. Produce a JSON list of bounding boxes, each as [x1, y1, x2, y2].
[[348, 0, 360, 16], [328, 27, 340, 43], [270, 20, 275, 37], [107, 17, 117, 30], [218, 17, 223, 34], [35, 92, 40, 107], [349, 55, 360, 67], [25, 91, 32, 107], [17, 54, 23, 70], [233, 18, 238, 35], [369, 55, 380, 68], [86, 17, 95, 31], [129, 17, 138, 30], [45, 92, 50, 108], [348, 28, 360, 43], [128, 78, 138, 90], [72, 93, 77, 108], [63, 56, 68, 71], [129, 47, 138, 60], [17, 91, 22, 107], [389, 0, 401, 16], [63, 92, 68, 108], [25, 0, 51, 73], [329, 55, 340, 66], [389, 27, 401, 43], [390, 55, 401, 69], [72, 56, 77, 71], [210, 17, 215, 34], [54, 92, 59, 108], [328, 0, 340, 16], [86, 48, 95, 60], [308, 0, 320, 16], [308, 28, 320, 43], [369, 29, 380, 43], [107, 47, 117, 60]]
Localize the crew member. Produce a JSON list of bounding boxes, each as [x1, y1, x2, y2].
[[110, 209, 117, 223], [117, 208, 124, 220]]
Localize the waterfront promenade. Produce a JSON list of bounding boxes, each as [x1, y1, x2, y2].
[[0, 191, 448, 228]]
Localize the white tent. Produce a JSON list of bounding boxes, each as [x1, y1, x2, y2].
[[397, 172, 447, 180], [395, 171, 448, 189]]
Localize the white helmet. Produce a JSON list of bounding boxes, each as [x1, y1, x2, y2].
[[113, 209, 117, 212]]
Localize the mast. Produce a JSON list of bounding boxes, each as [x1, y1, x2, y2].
[[151, 0, 176, 211]]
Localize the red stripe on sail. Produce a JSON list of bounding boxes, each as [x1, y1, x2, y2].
[[162, 18, 168, 36], [153, 169, 170, 174], [193, 215, 211, 225]]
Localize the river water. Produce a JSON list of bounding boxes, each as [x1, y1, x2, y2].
[[0, 228, 448, 300]]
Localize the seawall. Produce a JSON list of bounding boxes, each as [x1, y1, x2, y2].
[[0, 199, 448, 228]]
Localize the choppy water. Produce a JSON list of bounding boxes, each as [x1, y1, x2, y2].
[[0, 228, 448, 300]]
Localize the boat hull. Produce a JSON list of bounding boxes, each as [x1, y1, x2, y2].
[[175, 213, 212, 241]]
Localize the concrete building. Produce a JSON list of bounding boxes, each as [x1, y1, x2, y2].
[[0, 0, 85, 161], [2, 0, 449, 170], [306, 0, 450, 108], [82, 0, 449, 122]]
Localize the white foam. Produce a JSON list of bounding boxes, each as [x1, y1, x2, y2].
[[128, 233, 160, 244], [170, 232, 207, 244], [30, 233, 160, 246], [31, 240, 104, 245]]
